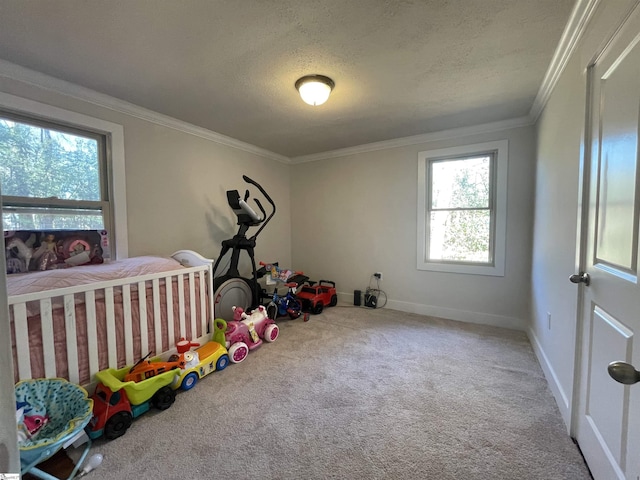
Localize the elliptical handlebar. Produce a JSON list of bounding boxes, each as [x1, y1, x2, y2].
[[238, 197, 263, 223], [253, 198, 266, 220], [242, 175, 276, 240]]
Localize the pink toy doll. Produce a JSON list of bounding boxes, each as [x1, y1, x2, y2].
[[33, 233, 59, 270]]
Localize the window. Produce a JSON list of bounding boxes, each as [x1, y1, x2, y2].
[[0, 92, 128, 258], [417, 140, 507, 276], [0, 112, 109, 231], [109, 390, 121, 406]]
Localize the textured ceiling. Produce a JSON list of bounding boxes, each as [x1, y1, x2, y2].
[[0, 0, 576, 158]]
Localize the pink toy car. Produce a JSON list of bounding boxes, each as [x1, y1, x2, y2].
[[220, 305, 279, 363]]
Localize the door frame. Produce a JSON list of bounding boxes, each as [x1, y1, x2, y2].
[[569, 36, 595, 440]]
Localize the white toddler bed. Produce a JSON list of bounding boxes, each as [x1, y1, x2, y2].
[[8, 250, 214, 387]]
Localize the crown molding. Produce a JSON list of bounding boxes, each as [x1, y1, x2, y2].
[[0, 59, 290, 164], [290, 115, 533, 163], [529, 0, 601, 122]]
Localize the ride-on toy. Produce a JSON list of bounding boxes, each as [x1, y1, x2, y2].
[[88, 338, 230, 440], [259, 261, 309, 321], [126, 339, 230, 391], [87, 362, 179, 440], [297, 280, 338, 314], [265, 282, 306, 320], [167, 338, 230, 390], [214, 305, 279, 363], [212, 175, 276, 322]]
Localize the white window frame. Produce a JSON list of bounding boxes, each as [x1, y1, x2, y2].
[[417, 140, 507, 276], [0, 92, 129, 259]]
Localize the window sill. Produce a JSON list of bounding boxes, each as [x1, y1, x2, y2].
[[417, 260, 505, 277]]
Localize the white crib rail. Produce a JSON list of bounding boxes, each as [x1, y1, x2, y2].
[[10, 255, 213, 386]]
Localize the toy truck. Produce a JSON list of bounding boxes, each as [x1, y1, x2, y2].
[[297, 280, 338, 314], [87, 363, 180, 440]]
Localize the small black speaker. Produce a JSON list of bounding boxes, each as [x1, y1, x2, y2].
[[354, 289, 362, 306]]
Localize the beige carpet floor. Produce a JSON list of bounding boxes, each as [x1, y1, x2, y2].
[[77, 306, 592, 479]]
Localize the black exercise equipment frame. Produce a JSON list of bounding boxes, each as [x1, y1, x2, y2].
[[212, 175, 276, 310]]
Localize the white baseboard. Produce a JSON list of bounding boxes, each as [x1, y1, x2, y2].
[[527, 327, 572, 431], [337, 292, 527, 331]]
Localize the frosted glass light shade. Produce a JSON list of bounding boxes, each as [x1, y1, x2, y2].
[[298, 81, 331, 106], [295, 75, 335, 106]]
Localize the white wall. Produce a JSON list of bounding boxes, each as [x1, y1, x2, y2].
[[530, 50, 585, 428], [530, 0, 637, 429], [291, 124, 536, 330]]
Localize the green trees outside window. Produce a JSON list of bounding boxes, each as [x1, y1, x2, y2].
[[428, 154, 493, 264], [0, 115, 106, 231]]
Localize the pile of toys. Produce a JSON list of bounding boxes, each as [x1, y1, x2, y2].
[[5, 230, 109, 274], [258, 261, 338, 318], [85, 301, 277, 441], [82, 266, 338, 442], [259, 262, 309, 321]]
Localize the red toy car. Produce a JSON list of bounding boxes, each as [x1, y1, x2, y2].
[[297, 280, 338, 314]]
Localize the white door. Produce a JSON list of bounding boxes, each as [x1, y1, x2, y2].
[[575, 4, 640, 479]]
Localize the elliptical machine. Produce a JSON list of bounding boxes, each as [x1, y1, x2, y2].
[[212, 175, 275, 322]]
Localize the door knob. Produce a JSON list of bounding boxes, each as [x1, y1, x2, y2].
[[569, 272, 590, 286], [608, 361, 640, 385]]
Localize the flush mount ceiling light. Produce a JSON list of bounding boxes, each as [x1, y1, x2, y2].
[[295, 75, 335, 106]]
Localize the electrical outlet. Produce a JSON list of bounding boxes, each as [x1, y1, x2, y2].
[[374, 272, 383, 281], [547, 312, 551, 330]]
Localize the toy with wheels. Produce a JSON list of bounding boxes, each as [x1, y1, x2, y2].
[[167, 338, 230, 391], [212, 175, 276, 322], [259, 261, 308, 321], [265, 282, 307, 320], [123, 351, 184, 383], [16, 378, 94, 479], [297, 280, 338, 314], [87, 360, 180, 440], [214, 305, 279, 363]]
